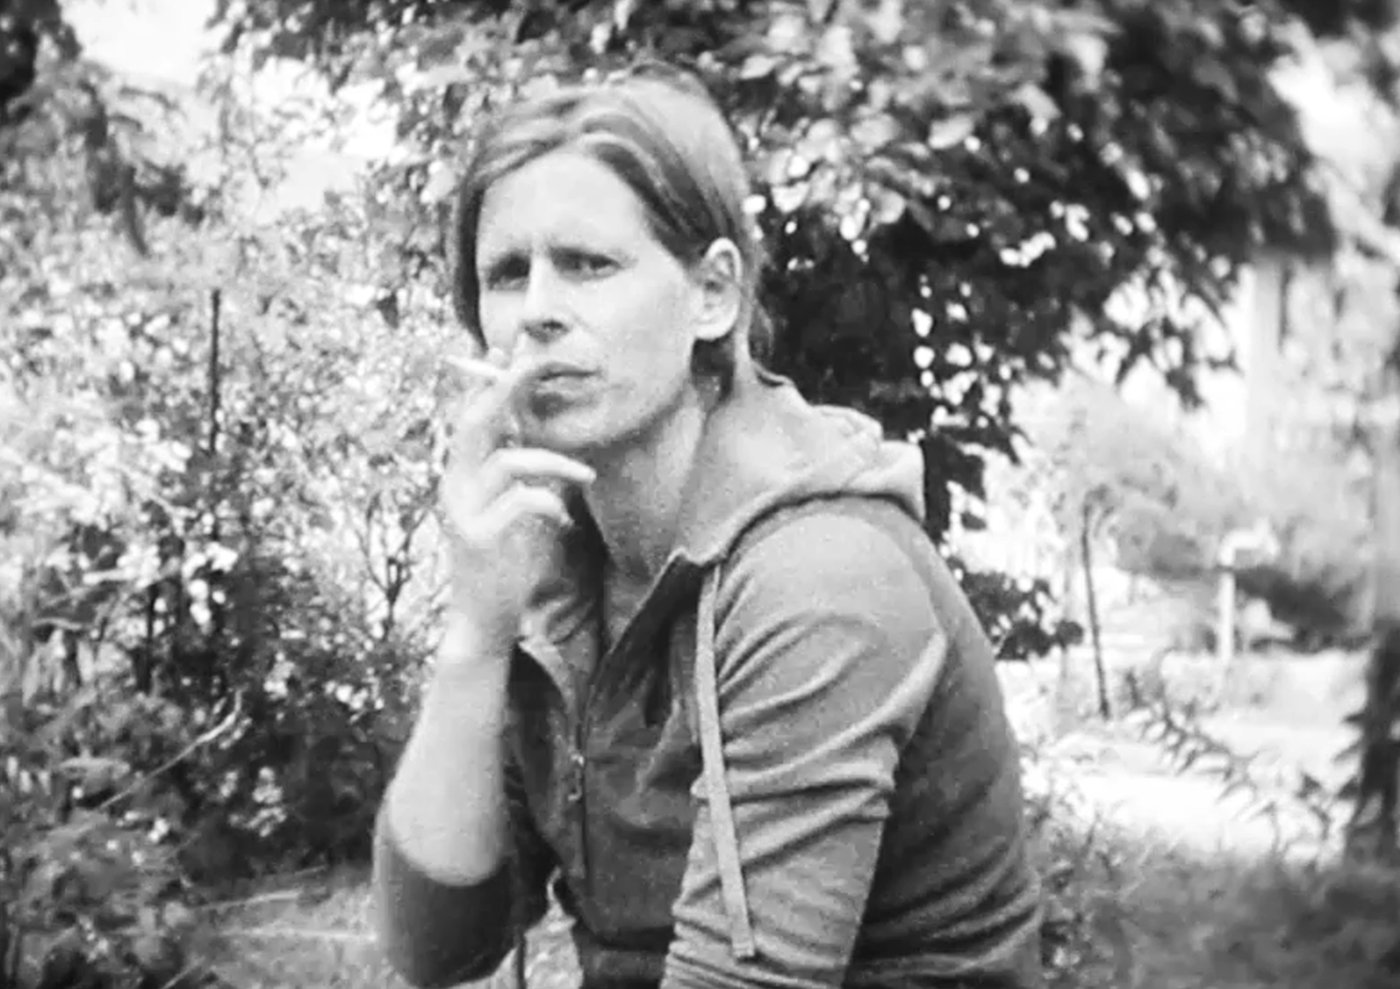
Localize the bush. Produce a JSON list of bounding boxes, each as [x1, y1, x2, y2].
[[1237, 452, 1372, 647], [1, 81, 448, 981]]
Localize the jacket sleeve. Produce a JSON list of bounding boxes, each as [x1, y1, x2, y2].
[[373, 755, 555, 988], [662, 511, 948, 989]]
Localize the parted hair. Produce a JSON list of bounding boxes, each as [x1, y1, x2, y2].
[[449, 64, 771, 394]]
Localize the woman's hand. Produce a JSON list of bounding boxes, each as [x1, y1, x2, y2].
[[439, 347, 595, 657]]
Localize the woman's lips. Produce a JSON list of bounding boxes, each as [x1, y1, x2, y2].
[[522, 363, 596, 394], [520, 364, 596, 411], [525, 361, 594, 383]]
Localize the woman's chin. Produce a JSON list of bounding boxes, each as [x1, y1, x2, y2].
[[517, 418, 601, 457]]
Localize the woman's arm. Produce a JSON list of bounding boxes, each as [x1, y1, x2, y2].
[[373, 346, 587, 987], [373, 628, 554, 988], [662, 509, 948, 989]]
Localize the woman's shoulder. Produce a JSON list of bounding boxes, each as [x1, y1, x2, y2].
[[728, 496, 943, 591], [715, 496, 947, 632], [718, 495, 991, 662]]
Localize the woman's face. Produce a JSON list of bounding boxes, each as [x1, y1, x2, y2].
[[473, 149, 726, 457]]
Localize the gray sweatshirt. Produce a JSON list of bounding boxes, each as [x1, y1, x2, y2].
[[374, 365, 1044, 988]]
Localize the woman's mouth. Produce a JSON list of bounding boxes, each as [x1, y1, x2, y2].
[[525, 362, 595, 389], [520, 364, 596, 414]]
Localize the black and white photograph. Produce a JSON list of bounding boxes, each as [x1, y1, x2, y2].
[[3, 2, 1399, 987]]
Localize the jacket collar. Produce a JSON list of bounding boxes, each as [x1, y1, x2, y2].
[[519, 361, 926, 647]]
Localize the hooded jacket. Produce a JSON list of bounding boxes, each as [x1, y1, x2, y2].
[[374, 366, 1044, 989]]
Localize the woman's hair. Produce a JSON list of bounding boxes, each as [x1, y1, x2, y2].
[[449, 64, 770, 394]]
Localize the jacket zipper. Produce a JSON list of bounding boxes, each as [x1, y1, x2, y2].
[[565, 562, 689, 902], [515, 633, 591, 893], [571, 633, 598, 897]]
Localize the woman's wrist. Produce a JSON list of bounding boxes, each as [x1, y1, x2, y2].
[[422, 613, 513, 716], [441, 605, 516, 659]]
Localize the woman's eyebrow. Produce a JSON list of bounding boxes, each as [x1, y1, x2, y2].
[[547, 235, 637, 263], [478, 246, 526, 274], [542, 227, 614, 250], [478, 232, 633, 272]]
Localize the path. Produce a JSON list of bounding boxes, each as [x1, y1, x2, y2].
[[1002, 649, 1364, 861]]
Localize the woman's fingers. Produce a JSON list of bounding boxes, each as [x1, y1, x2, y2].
[[443, 447, 594, 513], [474, 448, 595, 503], [483, 483, 573, 534], [441, 448, 590, 539], [447, 346, 528, 460], [439, 342, 587, 545], [446, 481, 572, 548], [452, 379, 521, 462]]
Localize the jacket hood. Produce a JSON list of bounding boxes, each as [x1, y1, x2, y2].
[[671, 364, 926, 566]]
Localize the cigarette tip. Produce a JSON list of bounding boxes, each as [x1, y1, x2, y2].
[[445, 355, 506, 380]]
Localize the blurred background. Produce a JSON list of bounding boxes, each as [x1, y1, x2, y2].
[[3, 1, 1400, 987]]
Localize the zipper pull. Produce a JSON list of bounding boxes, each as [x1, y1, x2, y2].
[[567, 749, 586, 804]]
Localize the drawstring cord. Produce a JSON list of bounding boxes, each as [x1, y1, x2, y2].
[[512, 853, 527, 989], [693, 566, 758, 959]]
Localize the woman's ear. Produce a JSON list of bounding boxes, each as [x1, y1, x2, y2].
[[691, 238, 743, 342]]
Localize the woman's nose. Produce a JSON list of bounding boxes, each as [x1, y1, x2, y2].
[[519, 264, 568, 343]]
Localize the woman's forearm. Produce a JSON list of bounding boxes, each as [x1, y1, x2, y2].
[[382, 624, 512, 882]]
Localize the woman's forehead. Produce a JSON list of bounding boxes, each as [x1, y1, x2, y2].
[[476, 150, 653, 253]]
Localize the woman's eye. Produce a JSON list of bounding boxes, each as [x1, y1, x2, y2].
[[562, 252, 615, 277], [483, 260, 528, 289]]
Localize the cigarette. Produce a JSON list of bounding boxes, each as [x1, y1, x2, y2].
[[445, 355, 508, 382]]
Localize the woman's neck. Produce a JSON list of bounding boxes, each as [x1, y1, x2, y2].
[[582, 394, 709, 588]]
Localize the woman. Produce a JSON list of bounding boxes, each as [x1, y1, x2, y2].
[[373, 66, 1043, 989]]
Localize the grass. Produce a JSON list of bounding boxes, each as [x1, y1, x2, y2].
[[1036, 825, 1400, 988], [194, 867, 575, 989], [192, 833, 1400, 989], [194, 653, 1400, 988]]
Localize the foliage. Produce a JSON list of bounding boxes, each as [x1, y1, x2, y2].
[[0, 0, 78, 126], [1234, 452, 1372, 646], [1122, 686, 1344, 851], [1016, 374, 1246, 579], [0, 0, 1367, 983], [1281, 0, 1400, 39], [214, 0, 1333, 436], [1, 43, 453, 984], [188, 815, 1400, 989], [1340, 621, 1400, 861], [956, 565, 1082, 660], [1016, 364, 1374, 647], [2, 687, 201, 988], [1283, 1, 1400, 859], [201, 0, 1339, 658]]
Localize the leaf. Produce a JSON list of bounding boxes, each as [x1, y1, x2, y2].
[[417, 64, 476, 90], [816, 24, 858, 76], [772, 182, 809, 214], [959, 510, 987, 531], [865, 0, 905, 45], [870, 186, 906, 224], [613, 0, 639, 32], [1192, 58, 1238, 101], [796, 117, 844, 164], [56, 755, 132, 789], [761, 147, 800, 189], [741, 53, 778, 80], [1011, 82, 1061, 124], [420, 165, 458, 206], [851, 112, 899, 153], [412, 24, 468, 65], [927, 114, 977, 151], [1058, 31, 1109, 89]]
